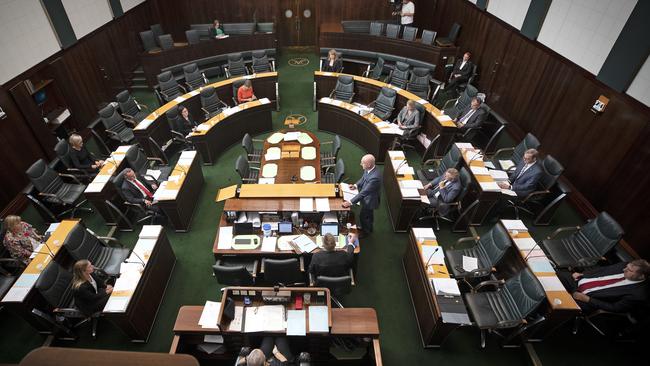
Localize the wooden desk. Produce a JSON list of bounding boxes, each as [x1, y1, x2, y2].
[[153, 151, 204, 232], [140, 33, 277, 87], [1, 220, 80, 332], [19, 347, 199, 366], [238, 183, 337, 198], [103, 225, 176, 342], [403, 228, 469, 347], [319, 31, 458, 81], [134, 73, 277, 160], [259, 130, 321, 183], [383, 150, 425, 232], [457, 143, 502, 226], [314, 72, 457, 160]]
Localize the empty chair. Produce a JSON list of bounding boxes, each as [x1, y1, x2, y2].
[[157, 34, 174, 50], [416, 144, 462, 183], [25, 159, 91, 221], [506, 154, 564, 219], [470, 109, 508, 155], [225, 53, 249, 78], [406, 67, 432, 99], [464, 268, 546, 348], [200, 86, 228, 119], [445, 223, 511, 283], [0, 255, 22, 306], [369, 86, 397, 120], [385, 61, 410, 89], [98, 104, 135, 144], [314, 275, 354, 308], [242, 133, 263, 163], [155, 71, 186, 104], [543, 212, 624, 268], [139, 30, 160, 52], [115, 90, 149, 125], [150, 24, 164, 44], [441, 84, 478, 120], [322, 159, 345, 184], [363, 57, 385, 80], [261, 258, 305, 286], [329, 75, 355, 103], [185, 29, 200, 45], [369, 22, 383, 36], [62, 224, 130, 277], [212, 258, 258, 286], [182, 63, 207, 91], [385, 24, 400, 39], [436, 22, 461, 46], [251, 50, 274, 73], [235, 154, 260, 183], [124, 145, 171, 184], [420, 29, 437, 45], [256, 22, 274, 33], [490, 133, 541, 171], [402, 26, 417, 41], [320, 135, 341, 166]]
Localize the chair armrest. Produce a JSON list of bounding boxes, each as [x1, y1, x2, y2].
[[547, 226, 581, 240], [138, 103, 149, 110], [367, 100, 377, 108], [422, 158, 441, 168], [53, 307, 86, 318], [146, 156, 165, 164], [299, 257, 305, 272], [170, 130, 187, 139], [309, 273, 315, 286], [58, 173, 83, 185], [441, 97, 458, 111], [349, 268, 356, 286], [249, 166, 260, 171], [38, 192, 62, 203], [251, 138, 264, 143], [328, 90, 335, 99], [97, 236, 123, 247], [491, 147, 515, 159], [200, 107, 211, 116], [179, 85, 188, 93], [252, 260, 259, 278], [472, 279, 505, 293], [454, 236, 479, 248], [520, 190, 550, 204], [496, 319, 525, 329]]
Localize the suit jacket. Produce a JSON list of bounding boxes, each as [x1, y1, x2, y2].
[[508, 161, 542, 197], [73, 273, 109, 316], [578, 262, 648, 314], [396, 106, 421, 136], [309, 245, 354, 277], [427, 176, 461, 216], [322, 58, 343, 73], [70, 146, 95, 170], [451, 60, 473, 81], [456, 106, 486, 131], [121, 175, 155, 204], [351, 167, 382, 209]]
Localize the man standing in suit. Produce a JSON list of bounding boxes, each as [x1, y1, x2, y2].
[[455, 97, 486, 132], [343, 154, 381, 237], [121, 168, 162, 213], [423, 168, 461, 216], [497, 149, 542, 197], [446, 52, 474, 90], [560, 260, 649, 313]]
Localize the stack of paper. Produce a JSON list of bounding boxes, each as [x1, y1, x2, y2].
[[315, 198, 330, 212], [217, 226, 233, 249], [292, 235, 318, 253], [388, 150, 405, 159], [261, 236, 277, 252], [431, 278, 461, 296], [299, 198, 314, 212], [489, 170, 509, 181], [514, 237, 537, 251], [470, 166, 490, 175], [139, 225, 162, 239], [479, 181, 501, 191], [400, 188, 420, 198], [339, 183, 359, 205], [397, 165, 415, 175], [537, 276, 565, 291], [286, 310, 306, 336], [308, 306, 329, 332], [499, 160, 515, 170], [198, 301, 222, 329], [399, 180, 423, 189], [502, 220, 528, 232], [412, 227, 436, 240]]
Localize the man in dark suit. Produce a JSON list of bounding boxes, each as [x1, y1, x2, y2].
[[446, 52, 474, 90], [497, 149, 542, 197], [455, 97, 486, 133], [423, 168, 461, 216], [309, 233, 357, 278], [121, 168, 162, 213], [342, 154, 381, 237], [560, 260, 649, 313]]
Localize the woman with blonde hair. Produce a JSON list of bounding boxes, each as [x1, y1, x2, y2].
[[68, 134, 104, 171], [322, 49, 343, 72], [2, 215, 43, 265], [72, 260, 112, 316]]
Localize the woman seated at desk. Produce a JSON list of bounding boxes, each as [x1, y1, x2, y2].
[[322, 49, 343, 73], [237, 336, 294, 366], [210, 19, 225, 37], [2, 215, 44, 265], [72, 259, 113, 316], [391, 100, 421, 148], [178, 106, 198, 134], [69, 133, 104, 171], [309, 233, 358, 278], [237, 80, 257, 104]]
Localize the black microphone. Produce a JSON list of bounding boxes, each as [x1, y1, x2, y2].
[[425, 246, 441, 268], [523, 241, 541, 261], [394, 158, 409, 175], [467, 149, 483, 164], [125, 249, 146, 267], [42, 240, 56, 257], [31, 250, 54, 260]]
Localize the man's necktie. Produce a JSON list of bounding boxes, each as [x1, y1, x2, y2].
[[133, 179, 153, 199]]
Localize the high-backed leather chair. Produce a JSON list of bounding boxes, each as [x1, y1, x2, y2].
[[441, 84, 478, 120], [322, 159, 345, 184], [115, 90, 149, 125], [242, 133, 263, 163], [363, 57, 385, 80], [212, 259, 258, 286], [124, 145, 171, 184], [543, 212, 624, 268], [507, 154, 564, 219], [320, 135, 341, 166], [155, 71, 186, 105], [251, 50, 274, 73], [329, 75, 355, 103], [139, 30, 160, 52], [225, 53, 249, 78], [489, 133, 540, 171], [385, 61, 410, 89], [235, 154, 260, 183], [261, 258, 305, 286], [470, 109, 507, 155], [420, 29, 437, 45], [406, 67, 432, 99], [200, 86, 228, 119], [369, 22, 384, 36], [416, 144, 462, 182], [62, 224, 129, 277], [369, 87, 397, 120], [314, 274, 355, 308], [185, 29, 200, 45], [98, 104, 135, 144], [417, 167, 473, 231], [385, 24, 400, 38], [232, 79, 246, 105], [402, 26, 417, 41], [182, 63, 207, 91], [157, 34, 174, 50], [150, 23, 164, 45], [164, 105, 193, 149], [436, 22, 461, 46], [107, 169, 161, 229]]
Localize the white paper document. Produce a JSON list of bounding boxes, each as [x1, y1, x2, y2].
[[502, 220, 528, 232], [339, 183, 359, 205], [499, 160, 515, 170], [537, 276, 565, 291], [400, 188, 420, 198], [421, 245, 444, 265], [196, 124, 210, 131], [145, 169, 162, 180], [139, 225, 162, 239], [103, 296, 130, 312], [244, 305, 286, 332], [437, 115, 452, 121], [2, 286, 31, 302], [308, 306, 329, 332], [431, 278, 461, 296], [258, 178, 275, 184], [204, 335, 224, 343], [199, 301, 222, 329], [261, 236, 277, 252], [174, 96, 185, 103], [527, 257, 555, 273], [299, 198, 314, 212], [479, 181, 501, 191], [315, 198, 331, 212], [397, 166, 415, 175], [441, 312, 471, 325], [514, 237, 537, 251], [286, 310, 307, 336], [484, 161, 496, 169], [462, 255, 479, 271], [388, 150, 405, 159], [228, 306, 244, 331], [399, 180, 424, 189], [412, 227, 436, 241], [284, 131, 301, 141], [470, 166, 490, 175], [217, 226, 233, 249], [293, 235, 318, 253], [489, 170, 509, 181], [501, 189, 517, 196]]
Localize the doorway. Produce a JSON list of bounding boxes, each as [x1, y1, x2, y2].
[[278, 0, 316, 48]]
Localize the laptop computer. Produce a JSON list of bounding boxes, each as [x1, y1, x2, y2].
[[320, 223, 339, 236]]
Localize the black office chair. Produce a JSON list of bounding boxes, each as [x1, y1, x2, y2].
[[457, 103, 491, 142], [368, 87, 397, 120], [543, 212, 624, 269], [320, 135, 341, 166], [139, 30, 160, 52], [200, 86, 228, 119], [32, 262, 100, 340], [53, 139, 97, 182], [157, 34, 174, 50], [385, 24, 400, 39], [232, 79, 246, 105], [225, 53, 249, 78], [25, 159, 92, 221], [212, 258, 258, 286], [150, 23, 164, 45], [531, 180, 571, 226], [445, 223, 511, 288], [464, 268, 546, 348], [0, 254, 23, 311], [185, 29, 200, 45], [573, 308, 643, 338], [124, 145, 171, 185], [402, 26, 418, 41], [235, 154, 260, 183], [116, 90, 149, 126], [406, 67, 433, 100], [261, 258, 306, 286], [313, 272, 355, 308], [322, 159, 345, 184], [385, 61, 410, 89], [369, 22, 383, 36], [329, 75, 355, 103], [242, 133, 263, 163], [182, 63, 208, 91], [456, 64, 478, 94], [62, 224, 130, 277], [469, 109, 508, 156], [155, 71, 187, 105], [436, 22, 461, 47], [441, 84, 478, 120], [416, 144, 462, 182], [489, 133, 541, 172], [420, 29, 437, 45], [98, 104, 135, 144], [251, 50, 274, 73], [165, 105, 194, 150], [417, 167, 473, 231], [363, 57, 385, 80], [106, 169, 162, 230], [506, 155, 564, 219]]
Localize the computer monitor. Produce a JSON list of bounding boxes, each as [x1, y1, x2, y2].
[[234, 222, 254, 235], [278, 221, 293, 234], [320, 223, 339, 236]]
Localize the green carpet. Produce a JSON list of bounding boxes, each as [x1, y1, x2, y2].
[[0, 50, 642, 365]]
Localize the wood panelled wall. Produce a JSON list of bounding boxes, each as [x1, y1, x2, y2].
[[316, 0, 394, 24], [424, 0, 650, 257], [0, 1, 156, 214]]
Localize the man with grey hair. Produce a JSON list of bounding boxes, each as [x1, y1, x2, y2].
[[121, 168, 162, 214], [343, 154, 381, 237], [497, 148, 542, 197]]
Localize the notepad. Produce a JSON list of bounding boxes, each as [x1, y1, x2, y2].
[[499, 160, 515, 170], [199, 301, 222, 329], [286, 310, 307, 336], [315, 198, 330, 212], [299, 198, 314, 212], [262, 163, 278, 178], [412, 227, 436, 240], [261, 236, 277, 252], [462, 255, 478, 271], [489, 169, 509, 180], [431, 278, 461, 296], [217, 226, 233, 249], [308, 306, 329, 332]]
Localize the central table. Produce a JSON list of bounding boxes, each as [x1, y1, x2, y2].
[[259, 130, 321, 184]]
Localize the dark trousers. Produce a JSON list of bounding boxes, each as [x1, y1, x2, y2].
[[260, 336, 294, 362], [360, 206, 375, 233], [446, 75, 468, 90]]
